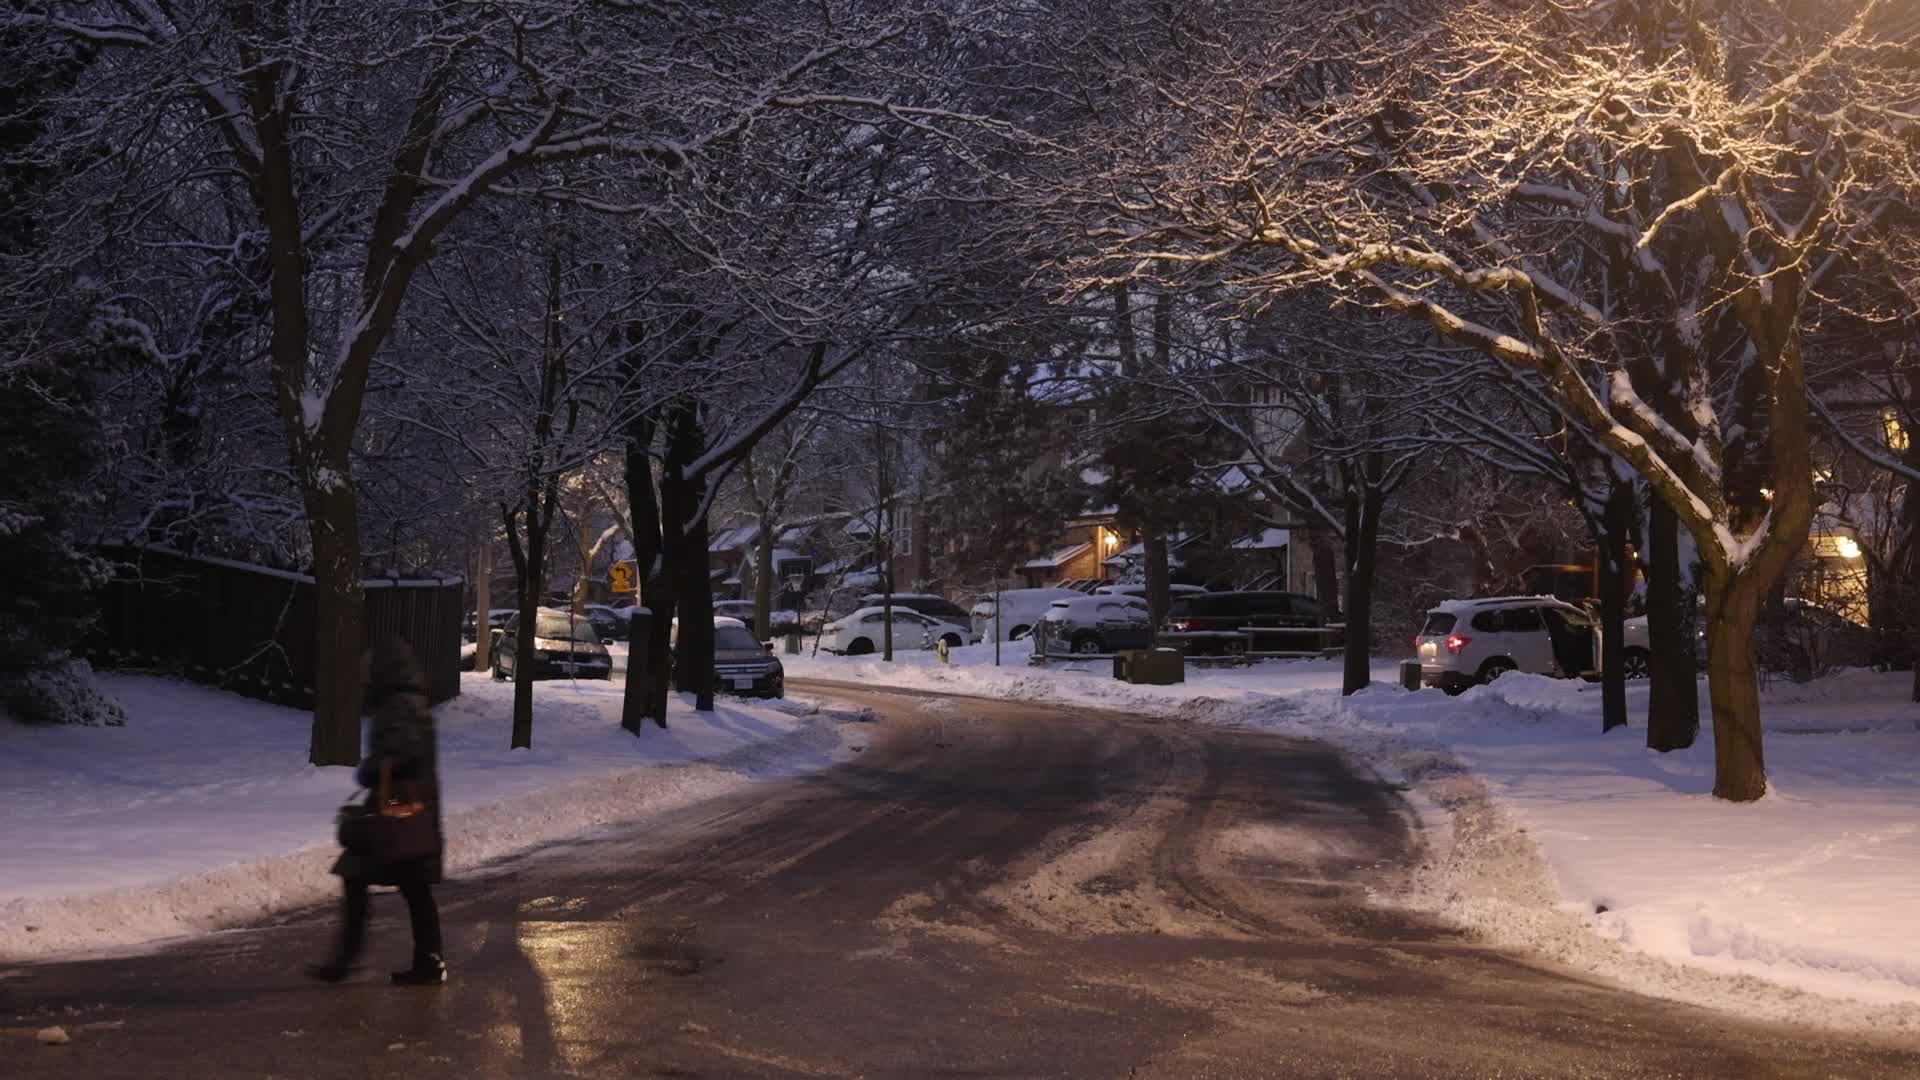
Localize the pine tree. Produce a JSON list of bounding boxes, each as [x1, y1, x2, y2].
[[0, 6, 120, 724]]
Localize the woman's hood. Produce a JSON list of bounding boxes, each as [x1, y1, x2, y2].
[[367, 637, 428, 700]]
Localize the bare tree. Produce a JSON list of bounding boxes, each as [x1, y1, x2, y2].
[[1061, 0, 1919, 799]]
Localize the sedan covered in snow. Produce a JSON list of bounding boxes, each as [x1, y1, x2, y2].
[[1040, 594, 1153, 655], [817, 607, 939, 655]]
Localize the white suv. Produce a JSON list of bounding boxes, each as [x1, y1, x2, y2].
[[1416, 596, 1599, 694]]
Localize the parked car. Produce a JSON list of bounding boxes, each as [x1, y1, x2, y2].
[[465, 607, 517, 644], [1625, 597, 1871, 680], [1039, 594, 1153, 655], [1416, 596, 1598, 694], [1159, 591, 1332, 657], [1091, 583, 1208, 600], [492, 609, 613, 681], [860, 593, 974, 646], [669, 616, 784, 698], [713, 599, 758, 623], [969, 587, 1085, 643], [583, 603, 633, 642], [818, 606, 939, 655]]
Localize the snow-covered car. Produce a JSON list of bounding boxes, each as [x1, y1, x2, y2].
[[969, 587, 1085, 644], [1091, 583, 1208, 601], [465, 607, 517, 644], [670, 616, 783, 698], [1416, 596, 1598, 694], [1040, 594, 1153, 655], [860, 593, 973, 646], [818, 606, 939, 655], [583, 603, 633, 642], [713, 599, 757, 622], [492, 608, 613, 681]]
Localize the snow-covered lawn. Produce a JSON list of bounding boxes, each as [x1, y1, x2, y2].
[[790, 641, 1920, 1030], [0, 672, 852, 962]]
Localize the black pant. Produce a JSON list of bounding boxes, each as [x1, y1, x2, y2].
[[336, 880, 441, 965]]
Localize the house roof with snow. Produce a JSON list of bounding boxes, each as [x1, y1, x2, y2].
[[1023, 542, 1091, 570], [1232, 528, 1291, 551], [1102, 533, 1196, 566]]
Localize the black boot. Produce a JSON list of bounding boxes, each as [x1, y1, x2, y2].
[[391, 952, 447, 986]]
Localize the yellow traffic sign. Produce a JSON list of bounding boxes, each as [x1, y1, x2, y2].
[[609, 559, 637, 594]]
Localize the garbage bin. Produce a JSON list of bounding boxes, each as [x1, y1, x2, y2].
[[784, 630, 802, 655], [1399, 659, 1421, 691], [1115, 648, 1184, 685]]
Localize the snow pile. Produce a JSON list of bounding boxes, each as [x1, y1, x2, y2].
[[0, 673, 853, 961], [792, 645, 1920, 1027]]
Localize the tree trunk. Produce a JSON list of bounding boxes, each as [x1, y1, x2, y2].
[[1645, 493, 1699, 750], [1703, 568, 1767, 800], [1311, 529, 1342, 617], [1341, 488, 1381, 696], [306, 469, 365, 766], [511, 576, 539, 750], [1143, 528, 1171, 644], [473, 526, 492, 672], [1598, 483, 1632, 734], [619, 429, 666, 734], [682, 511, 717, 712], [506, 492, 549, 751], [753, 517, 776, 641]]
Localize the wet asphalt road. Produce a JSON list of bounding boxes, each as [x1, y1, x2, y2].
[[3, 681, 1918, 1078]]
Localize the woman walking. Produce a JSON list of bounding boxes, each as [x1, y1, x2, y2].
[[308, 638, 448, 986]]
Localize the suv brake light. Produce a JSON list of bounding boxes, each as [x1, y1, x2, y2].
[[1175, 619, 1199, 631], [1446, 634, 1470, 654]]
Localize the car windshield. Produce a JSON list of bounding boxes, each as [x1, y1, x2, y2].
[[534, 615, 599, 642], [713, 625, 762, 651]]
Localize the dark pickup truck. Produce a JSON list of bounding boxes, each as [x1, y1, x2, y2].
[[1158, 591, 1341, 657]]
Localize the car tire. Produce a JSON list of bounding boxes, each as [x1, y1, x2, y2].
[[1070, 632, 1105, 655], [941, 633, 963, 649], [847, 638, 874, 656], [1622, 648, 1651, 680], [1478, 657, 1517, 684], [1009, 625, 1031, 641]]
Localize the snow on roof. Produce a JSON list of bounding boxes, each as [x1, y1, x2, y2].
[[1233, 528, 1291, 551], [770, 548, 804, 564], [708, 523, 758, 552], [1023, 542, 1091, 570], [1104, 533, 1194, 562]]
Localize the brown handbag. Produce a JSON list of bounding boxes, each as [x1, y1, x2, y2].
[[367, 758, 437, 865]]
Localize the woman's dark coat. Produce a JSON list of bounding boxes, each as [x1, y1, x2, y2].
[[330, 639, 444, 885]]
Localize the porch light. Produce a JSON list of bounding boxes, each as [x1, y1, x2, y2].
[[1836, 536, 1862, 560]]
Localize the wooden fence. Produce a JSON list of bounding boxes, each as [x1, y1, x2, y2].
[[84, 546, 464, 708]]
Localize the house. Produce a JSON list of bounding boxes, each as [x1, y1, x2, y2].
[[707, 522, 818, 601]]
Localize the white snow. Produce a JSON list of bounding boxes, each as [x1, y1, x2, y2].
[[0, 673, 854, 962], [786, 642, 1920, 1030]]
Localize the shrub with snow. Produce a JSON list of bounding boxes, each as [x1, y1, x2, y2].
[[1, 658, 125, 726]]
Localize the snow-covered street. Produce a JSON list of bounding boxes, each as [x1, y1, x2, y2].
[[788, 642, 1920, 1028], [0, 673, 854, 961]]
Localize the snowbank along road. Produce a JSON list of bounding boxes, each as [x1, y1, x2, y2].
[[4, 682, 1916, 1078]]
